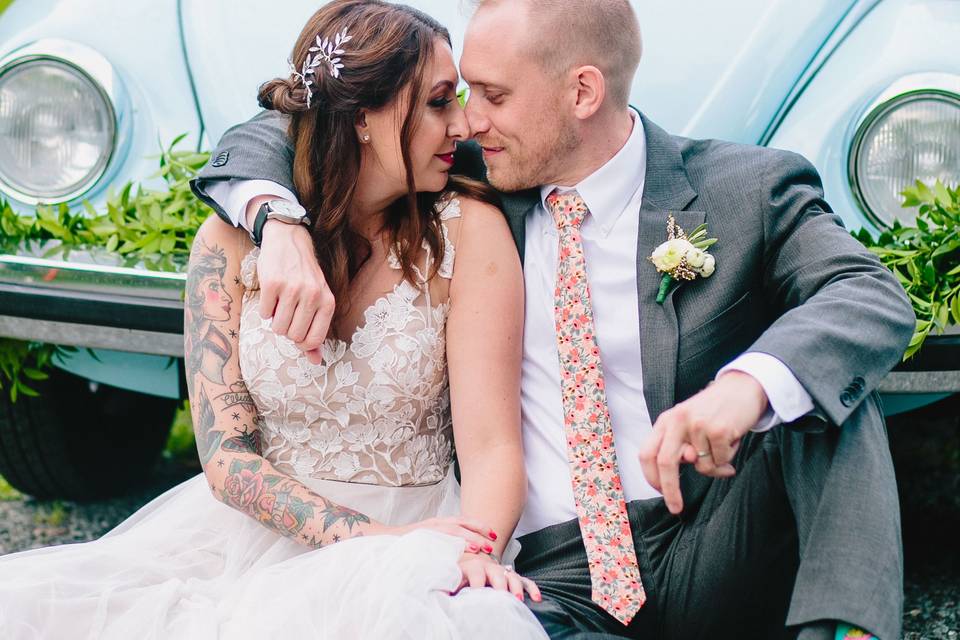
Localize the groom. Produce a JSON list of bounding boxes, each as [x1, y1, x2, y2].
[[191, 1, 914, 638]]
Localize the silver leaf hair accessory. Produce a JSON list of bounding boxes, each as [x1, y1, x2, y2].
[[288, 27, 353, 108]]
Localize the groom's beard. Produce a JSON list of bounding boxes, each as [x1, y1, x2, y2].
[[478, 122, 581, 193]]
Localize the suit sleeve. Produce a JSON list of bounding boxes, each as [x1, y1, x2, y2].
[[189, 110, 297, 225], [746, 151, 915, 427]]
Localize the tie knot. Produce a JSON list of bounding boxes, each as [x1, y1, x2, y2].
[[546, 189, 588, 230]]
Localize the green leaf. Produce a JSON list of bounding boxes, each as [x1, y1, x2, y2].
[[923, 260, 937, 287], [21, 368, 48, 381], [934, 180, 952, 206], [951, 294, 960, 326], [16, 383, 39, 398], [105, 234, 119, 252], [936, 303, 950, 328]]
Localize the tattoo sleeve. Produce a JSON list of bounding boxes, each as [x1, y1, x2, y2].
[[184, 224, 378, 550]]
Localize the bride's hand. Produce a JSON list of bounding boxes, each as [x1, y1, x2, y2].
[[384, 516, 499, 554], [456, 552, 542, 602]]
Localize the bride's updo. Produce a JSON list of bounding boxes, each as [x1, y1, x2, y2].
[[257, 76, 309, 114], [255, 0, 491, 328]]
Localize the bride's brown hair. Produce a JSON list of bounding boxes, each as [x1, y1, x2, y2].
[[257, 0, 498, 328]]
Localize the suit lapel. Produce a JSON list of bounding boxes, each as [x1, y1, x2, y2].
[[501, 189, 539, 262], [635, 114, 701, 422]]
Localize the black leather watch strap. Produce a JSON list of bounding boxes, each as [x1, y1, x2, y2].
[[251, 202, 271, 247]]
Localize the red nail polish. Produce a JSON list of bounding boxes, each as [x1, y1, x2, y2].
[[484, 545, 494, 553], [489, 531, 498, 541]]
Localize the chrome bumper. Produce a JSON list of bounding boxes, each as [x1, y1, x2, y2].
[[0, 252, 185, 357]]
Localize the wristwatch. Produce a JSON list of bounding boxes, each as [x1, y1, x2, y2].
[[251, 199, 311, 246]]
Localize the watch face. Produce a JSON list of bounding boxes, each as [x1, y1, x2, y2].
[[267, 199, 307, 220]]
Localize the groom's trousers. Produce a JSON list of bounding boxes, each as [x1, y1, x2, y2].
[[514, 393, 903, 640]]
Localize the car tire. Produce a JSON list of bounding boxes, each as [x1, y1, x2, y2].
[[0, 368, 177, 500]]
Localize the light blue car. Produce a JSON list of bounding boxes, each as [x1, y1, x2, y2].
[[0, 0, 957, 499]]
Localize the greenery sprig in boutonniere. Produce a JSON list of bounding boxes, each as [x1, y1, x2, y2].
[[649, 215, 717, 303]]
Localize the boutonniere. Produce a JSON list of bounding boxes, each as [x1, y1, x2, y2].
[[649, 215, 718, 304]]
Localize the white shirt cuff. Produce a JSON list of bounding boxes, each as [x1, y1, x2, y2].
[[716, 352, 815, 433], [202, 179, 299, 233]]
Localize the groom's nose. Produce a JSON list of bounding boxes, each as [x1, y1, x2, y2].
[[464, 96, 490, 138]]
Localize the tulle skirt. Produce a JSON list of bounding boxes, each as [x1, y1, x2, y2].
[[0, 470, 546, 639]]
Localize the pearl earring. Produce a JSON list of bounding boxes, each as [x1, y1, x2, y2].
[[362, 134, 370, 142]]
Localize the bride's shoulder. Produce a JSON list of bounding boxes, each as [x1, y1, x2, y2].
[[435, 190, 505, 228], [434, 191, 516, 273]]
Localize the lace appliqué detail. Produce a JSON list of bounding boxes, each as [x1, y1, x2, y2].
[[237, 202, 460, 487], [387, 196, 461, 279]]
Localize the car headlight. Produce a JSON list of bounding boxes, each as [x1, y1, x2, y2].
[[0, 40, 120, 204], [849, 73, 960, 228]]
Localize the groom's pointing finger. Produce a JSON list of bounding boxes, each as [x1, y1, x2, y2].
[[638, 422, 665, 491], [657, 422, 687, 514]]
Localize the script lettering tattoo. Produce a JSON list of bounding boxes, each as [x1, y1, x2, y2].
[[185, 240, 234, 386], [215, 380, 256, 412]]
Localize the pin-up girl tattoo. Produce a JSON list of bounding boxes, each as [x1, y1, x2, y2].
[[185, 240, 234, 386]]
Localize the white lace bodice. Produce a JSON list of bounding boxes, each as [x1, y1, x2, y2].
[[238, 198, 463, 487]]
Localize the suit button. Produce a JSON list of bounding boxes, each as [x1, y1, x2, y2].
[[211, 151, 230, 167], [840, 391, 854, 407]]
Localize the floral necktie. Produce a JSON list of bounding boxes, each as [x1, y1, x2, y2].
[[546, 189, 645, 625]]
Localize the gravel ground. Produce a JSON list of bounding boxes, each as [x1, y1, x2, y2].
[[0, 399, 957, 638]]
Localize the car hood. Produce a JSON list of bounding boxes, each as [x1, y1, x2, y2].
[[182, 0, 857, 146]]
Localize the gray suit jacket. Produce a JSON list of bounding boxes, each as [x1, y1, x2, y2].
[[192, 109, 914, 430]]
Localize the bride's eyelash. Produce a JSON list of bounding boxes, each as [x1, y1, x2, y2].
[[428, 97, 453, 108]]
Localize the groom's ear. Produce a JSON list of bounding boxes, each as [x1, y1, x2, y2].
[[572, 65, 606, 120]]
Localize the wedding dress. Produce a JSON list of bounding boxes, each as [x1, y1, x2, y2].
[[0, 197, 547, 639]]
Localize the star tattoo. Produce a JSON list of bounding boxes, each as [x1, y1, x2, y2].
[[234, 275, 242, 286], [232, 412, 241, 421], [333, 535, 341, 543], [229, 329, 238, 339], [217, 459, 225, 468]]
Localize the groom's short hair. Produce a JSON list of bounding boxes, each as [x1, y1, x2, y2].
[[471, 0, 642, 108]]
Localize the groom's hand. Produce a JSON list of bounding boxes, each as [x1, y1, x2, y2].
[[257, 221, 335, 364], [638, 371, 769, 514]]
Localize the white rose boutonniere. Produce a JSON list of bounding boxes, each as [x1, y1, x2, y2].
[[649, 215, 718, 304]]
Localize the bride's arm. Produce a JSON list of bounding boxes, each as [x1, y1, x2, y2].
[[184, 217, 495, 550], [446, 198, 526, 557]]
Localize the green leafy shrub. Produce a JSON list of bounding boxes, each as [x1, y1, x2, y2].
[[854, 180, 960, 360], [0, 136, 212, 400]]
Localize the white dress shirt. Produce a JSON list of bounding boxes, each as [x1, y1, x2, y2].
[[512, 110, 812, 536], [205, 179, 298, 233], [205, 111, 815, 538]]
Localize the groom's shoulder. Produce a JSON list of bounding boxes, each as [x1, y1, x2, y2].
[[674, 134, 824, 198]]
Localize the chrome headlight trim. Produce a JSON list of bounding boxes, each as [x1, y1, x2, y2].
[[0, 39, 129, 205], [848, 72, 960, 228]]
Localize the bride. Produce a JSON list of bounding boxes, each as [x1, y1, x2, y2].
[[0, 1, 548, 638]]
